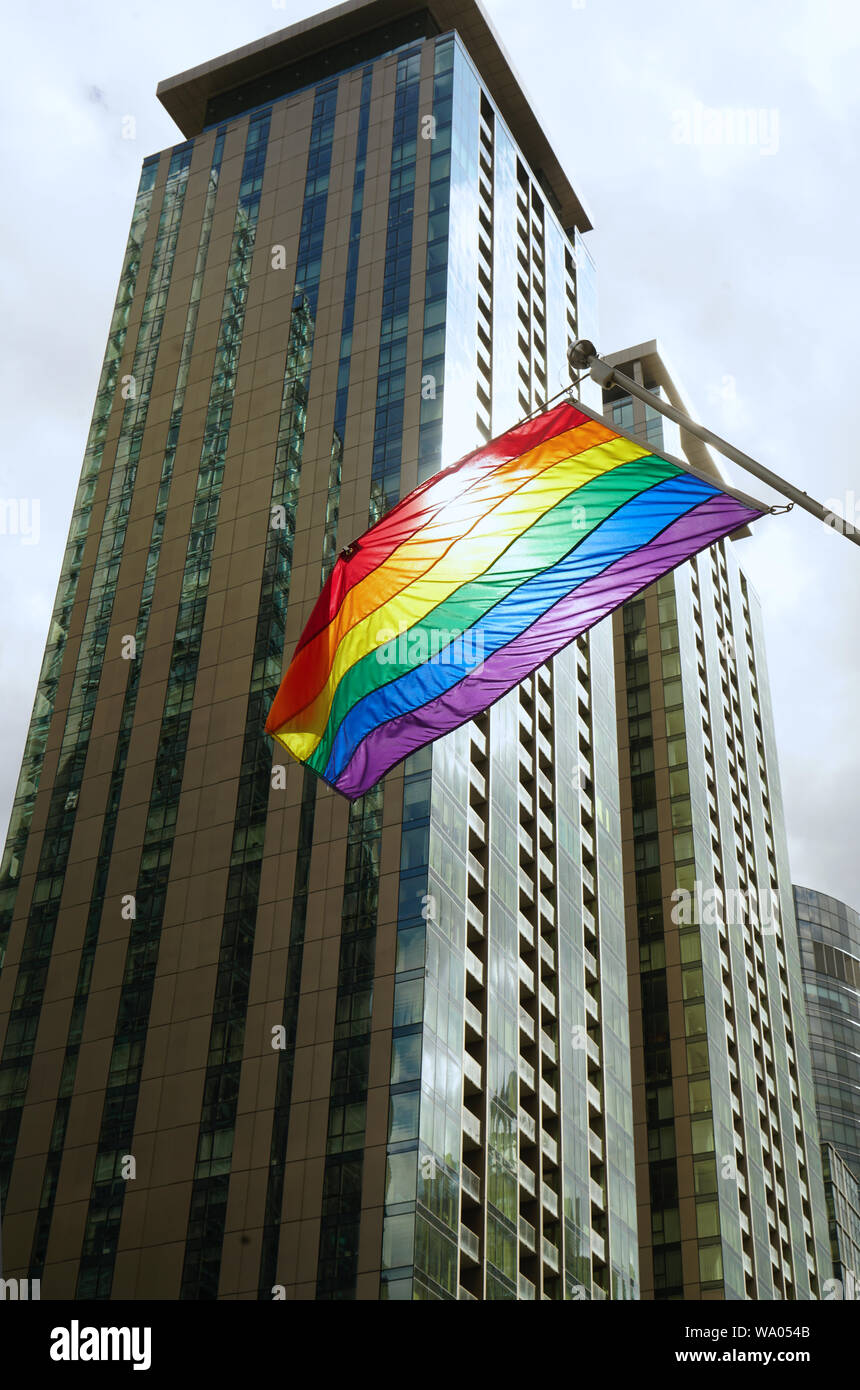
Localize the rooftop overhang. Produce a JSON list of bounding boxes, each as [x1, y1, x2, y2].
[[604, 339, 754, 539], [605, 338, 726, 486], [156, 0, 592, 232]]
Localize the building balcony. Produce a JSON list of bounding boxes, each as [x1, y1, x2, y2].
[[519, 1216, 536, 1252], [518, 1056, 535, 1092], [466, 898, 484, 937], [463, 1051, 482, 1094], [468, 854, 485, 890], [542, 1237, 560, 1272], [540, 1080, 557, 1115], [518, 1108, 536, 1144], [461, 1164, 481, 1205], [588, 1130, 603, 1162], [518, 912, 535, 948], [518, 1005, 535, 1042], [518, 1273, 536, 1300], [541, 1131, 558, 1166], [465, 948, 483, 988], [538, 893, 555, 926], [469, 765, 486, 800], [519, 1161, 536, 1197], [469, 723, 487, 758], [462, 1110, 481, 1149], [459, 1223, 480, 1265], [464, 998, 483, 1041], [541, 1183, 558, 1218]]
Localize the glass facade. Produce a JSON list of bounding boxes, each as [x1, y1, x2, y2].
[[376, 34, 637, 1302], [0, 155, 159, 988], [0, 145, 190, 1222], [181, 84, 340, 1299], [794, 885, 860, 1297], [317, 45, 425, 1300], [27, 130, 228, 1280], [794, 885, 860, 1178], [76, 112, 272, 1300], [321, 66, 374, 583], [821, 1142, 860, 1298]]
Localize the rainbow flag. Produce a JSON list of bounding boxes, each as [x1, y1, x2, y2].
[[266, 400, 767, 799]]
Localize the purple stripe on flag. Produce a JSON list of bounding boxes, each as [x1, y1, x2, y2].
[[334, 494, 763, 799]]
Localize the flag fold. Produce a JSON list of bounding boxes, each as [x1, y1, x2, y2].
[[266, 399, 767, 799]]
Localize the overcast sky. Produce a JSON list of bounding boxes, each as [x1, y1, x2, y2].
[[1, 0, 858, 906]]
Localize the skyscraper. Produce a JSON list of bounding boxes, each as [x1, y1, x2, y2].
[[0, 0, 637, 1301], [793, 884, 860, 1295], [793, 885, 860, 1178], [820, 1142, 860, 1299], [606, 342, 831, 1299]]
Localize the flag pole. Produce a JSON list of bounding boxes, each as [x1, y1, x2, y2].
[[569, 340, 860, 549]]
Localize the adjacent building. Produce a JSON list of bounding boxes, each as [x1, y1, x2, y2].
[[606, 343, 831, 1298], [0, 0, 637, 1300], [794, 884, 860, 1295], [820, 1142, 860, 1299]]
